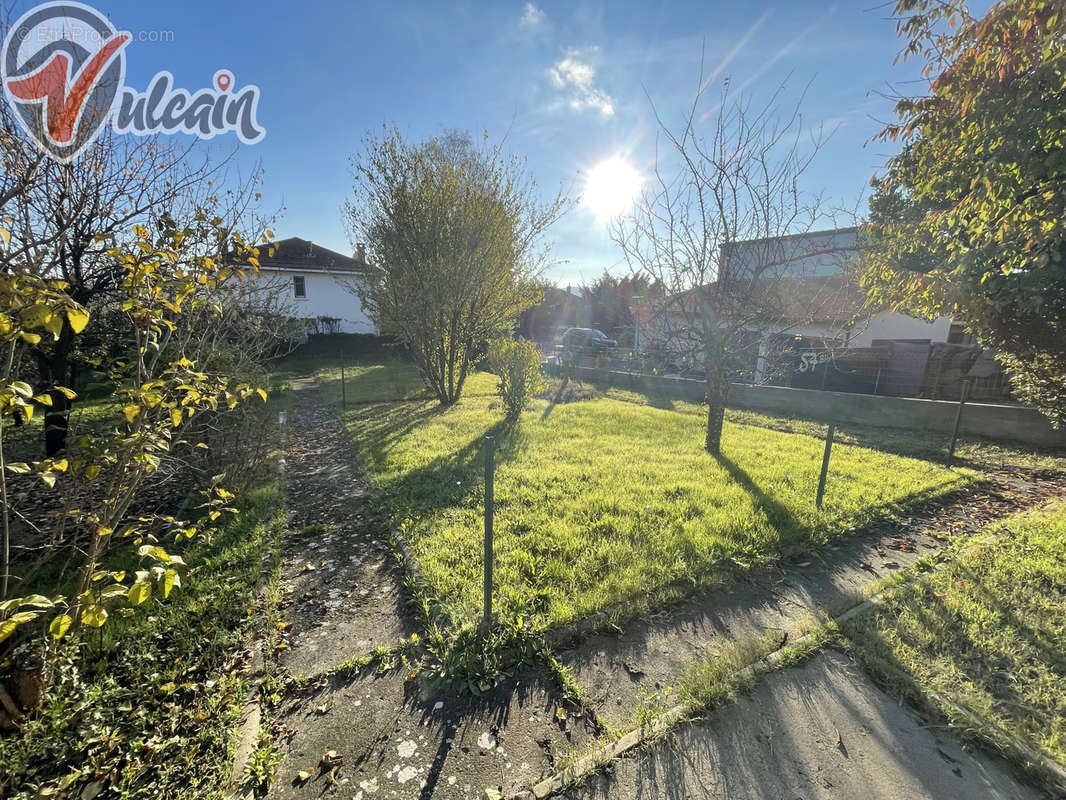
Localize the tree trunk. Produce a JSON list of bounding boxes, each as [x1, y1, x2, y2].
[[704, 355, 729, 456], [44, 390, 71, 457], [37, 323, 76, 456]]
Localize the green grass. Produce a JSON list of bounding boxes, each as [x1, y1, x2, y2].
[[843, 500, 1066, 766], [0, 478, 286, 800], [332, 360, 973, 632], [591, 380, 1066, 474]]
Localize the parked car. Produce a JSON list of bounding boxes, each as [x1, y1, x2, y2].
[[561, 327, 617, 352]]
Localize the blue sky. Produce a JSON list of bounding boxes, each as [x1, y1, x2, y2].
[[79, 0, 925, 285]]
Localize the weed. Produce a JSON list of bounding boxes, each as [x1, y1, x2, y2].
[[243, 728, 283, 795]]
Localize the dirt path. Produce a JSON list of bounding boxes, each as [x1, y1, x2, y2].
[[562, 651, 1044, 800], [263, 379, 596, 800], [556, 470, 1064, 733], [275, 379, 416, 678]]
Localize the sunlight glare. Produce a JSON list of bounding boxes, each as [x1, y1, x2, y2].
[[581, 155, 643, 221]]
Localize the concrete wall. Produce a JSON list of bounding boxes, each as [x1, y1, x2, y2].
[[576, 367, 1066, 448]]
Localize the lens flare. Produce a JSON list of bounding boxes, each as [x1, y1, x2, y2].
[[581, 155, 643, 221]]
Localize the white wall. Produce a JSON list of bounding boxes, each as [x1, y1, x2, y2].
[[255, 269, 376, 334], [848, 311, 951, 347]]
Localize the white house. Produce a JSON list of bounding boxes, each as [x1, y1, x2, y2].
[[252, 237, 376, 334]]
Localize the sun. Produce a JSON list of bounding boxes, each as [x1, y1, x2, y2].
[[581, 155, 643, 221]]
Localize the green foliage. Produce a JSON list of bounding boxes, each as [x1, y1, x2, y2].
[[337, 360, 970, 633], [345, 128, 567, 405], [843, 500, 1066, 765], [0, 215, 274, 661], [0, 480, 285, 799], [486, 337, 546, 421], [865, 0, 1066, 425], [582, 271, 657, 348]]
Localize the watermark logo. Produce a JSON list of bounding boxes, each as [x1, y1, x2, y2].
[[1, 1, 264, 163]]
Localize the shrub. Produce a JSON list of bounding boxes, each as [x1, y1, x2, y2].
[[487, 338, 545, 421]]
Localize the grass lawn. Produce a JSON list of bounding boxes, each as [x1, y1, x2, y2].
[[595, 381, 1066, 475], [319, 360, 974, 631], [843, 500, 1066, 766]]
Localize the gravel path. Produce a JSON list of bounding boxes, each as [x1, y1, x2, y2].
[[275, 380, 416, 678], [263, 378, 595, 800]]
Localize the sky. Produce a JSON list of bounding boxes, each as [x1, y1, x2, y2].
[[38, 0, 931, 286]]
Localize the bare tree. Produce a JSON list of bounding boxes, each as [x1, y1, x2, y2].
[[614, 77, 846, 455]]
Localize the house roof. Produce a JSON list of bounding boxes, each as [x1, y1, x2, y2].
[[255, 237, 367, 274]]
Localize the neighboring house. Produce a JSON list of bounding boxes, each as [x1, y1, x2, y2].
[[251, 237, 376, 334], [717, 226, 953, 353], [635, 227, 997, 396]]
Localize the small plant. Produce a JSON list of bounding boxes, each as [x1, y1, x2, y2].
[[486, 337, 545, 421], [244, 729, 284, 794]]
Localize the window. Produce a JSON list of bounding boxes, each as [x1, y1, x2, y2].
[[293, 275, 306, 299]]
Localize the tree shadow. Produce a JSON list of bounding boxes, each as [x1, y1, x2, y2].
[[834, 551, 1065, 793], [373, 416, 524, 521], [716, 451, 800, 535]]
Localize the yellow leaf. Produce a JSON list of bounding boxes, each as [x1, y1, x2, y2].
[[44, 313, 63, 338], [51, 459, 68, 472], [171, 409, 182, 427], [0, 619, 18, 644], [19, 331, 41, 344], [123, 405, 139, 423], [10, 381, 32, 398], [54, 386, 77, 400], [84, 464, 101, 480], [161, 568, 178, 599], [296, 769, 313, 784], [128, 582, 152, 606], [81, 604, 108, 628], [65, 305, 90, 334], [256, 388, 267, 402], [49, 614, 73, 640]]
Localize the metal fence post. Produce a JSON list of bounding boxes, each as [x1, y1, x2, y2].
[[482, 435, 495, 632], [816, 405, 837, 509], [341, 366, 346, 407], [946, 378, 971, 468]]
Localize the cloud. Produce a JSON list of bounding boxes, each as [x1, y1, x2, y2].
[[548, 48, 615, 117], [520, 3, 545, 28]]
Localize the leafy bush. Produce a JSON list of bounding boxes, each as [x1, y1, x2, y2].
[[486, 338, 545, 421]]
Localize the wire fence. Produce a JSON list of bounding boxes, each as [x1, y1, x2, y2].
[[543, 341, 1015, 404]]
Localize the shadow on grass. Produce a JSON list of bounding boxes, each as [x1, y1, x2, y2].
[[717, 451, 801, 538], [592, 378, 678, 411], [838, 551, 1066, 792], [358, 404, 524, 521]]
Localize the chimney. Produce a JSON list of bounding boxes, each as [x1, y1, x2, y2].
[[355, 242, 366, 263], [307, 239, 314, 257]]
